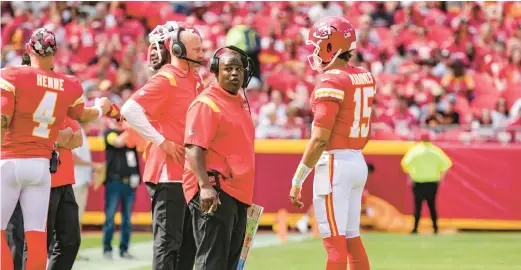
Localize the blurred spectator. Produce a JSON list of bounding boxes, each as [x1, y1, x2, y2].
[[388, 96, 416, 138], [491, 98, 510, 128], [256, 90, 287, 139], [307, 1, 343, 24], [226, 17, 261, 79], [441, 56, 475, 102], [423, 103, 443, 129], [370, 2, 394, 27], [439, 98, 460, 125]]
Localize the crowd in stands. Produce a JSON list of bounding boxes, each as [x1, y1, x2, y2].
[[2, 1, 521, 143]]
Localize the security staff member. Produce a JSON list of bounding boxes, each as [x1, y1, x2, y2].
[[102, 119, 141, 259], [184, 47, 255, 270], [401, 132, 452, 234]]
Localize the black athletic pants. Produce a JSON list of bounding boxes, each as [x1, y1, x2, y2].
[[189, 190, 248, 270], [412, 182, 439, 233], [146, 182, 196, 270], [6, 184, 81, 270]]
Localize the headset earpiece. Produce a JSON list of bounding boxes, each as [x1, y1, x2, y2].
[[171, 27, 186, 58], [210, 51, 220, 77]]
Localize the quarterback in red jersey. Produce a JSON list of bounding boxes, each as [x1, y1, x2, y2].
[[0, 28, 117, 270], [121, 21, 203, 270], [288, 17, 373, 270]]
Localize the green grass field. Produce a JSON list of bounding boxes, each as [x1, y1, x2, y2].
[[245, 233, 521, 270], [124, 232, 521, 270], [80, 232, 153, 250]]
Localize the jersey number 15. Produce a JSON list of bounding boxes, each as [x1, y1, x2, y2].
[[349, 86, 374, 138], [33, 91, 58, 138]]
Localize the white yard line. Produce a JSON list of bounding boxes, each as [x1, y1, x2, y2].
[[72, 233, 311, 270]]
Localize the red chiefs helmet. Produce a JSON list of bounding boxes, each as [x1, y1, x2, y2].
[[147, 21, 202, 69], [306, 16, 357, 71]]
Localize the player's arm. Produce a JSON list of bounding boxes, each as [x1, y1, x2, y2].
[[121, 74, 173, 148], [66, 80, 114, 123], [56, 127, 74, 148], [290, 80, 344, 190], [58, 118, 83, 150], [1, 74, 16, 142]]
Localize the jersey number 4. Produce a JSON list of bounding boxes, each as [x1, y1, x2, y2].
[[350, 86, 375, 138], [33, 91, 58, 138]]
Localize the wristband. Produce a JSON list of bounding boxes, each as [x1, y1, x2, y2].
[[94, 106, 103, 119], [291, 162, 312, 187], [93, 98, 103, 119]]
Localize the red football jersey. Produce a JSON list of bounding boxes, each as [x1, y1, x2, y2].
[[52, 117, 81, 187], [130, 64, 199, 182], [1, 65, 84, 159], [310, 66, 376, 150]]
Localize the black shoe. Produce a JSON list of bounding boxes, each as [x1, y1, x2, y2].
[[410, 229, 418, 234], [120, 251, 136, 260]]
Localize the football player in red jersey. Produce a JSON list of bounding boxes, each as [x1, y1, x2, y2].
[[288, 17, 373, 270], [121, 22, 203, 270], [0, 28, 120, 270]]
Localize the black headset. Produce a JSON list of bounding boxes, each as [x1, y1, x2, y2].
[[170, 27, 205, 65], [209, 45, 254, 89]]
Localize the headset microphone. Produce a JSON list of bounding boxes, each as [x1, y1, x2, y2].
[[180, 56, 206, 66]]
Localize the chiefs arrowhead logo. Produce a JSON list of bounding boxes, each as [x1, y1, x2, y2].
[[313, 24, 331, 40]]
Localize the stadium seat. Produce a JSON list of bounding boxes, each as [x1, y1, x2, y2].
[[473, 73, 497, 95], [501, 83, 521, 107]]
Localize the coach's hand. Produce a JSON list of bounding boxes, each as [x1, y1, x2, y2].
[[160, 140, 185, 164], [289, 185, 304, 208], [200, 185, 221, 213]]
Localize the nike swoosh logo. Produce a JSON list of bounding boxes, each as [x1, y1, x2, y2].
[[321, 78, 331, 82]]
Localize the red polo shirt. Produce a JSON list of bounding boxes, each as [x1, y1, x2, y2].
[[130, 64, 199, 183], [183, 85, 255, 205], [52, 117, 81, 187]]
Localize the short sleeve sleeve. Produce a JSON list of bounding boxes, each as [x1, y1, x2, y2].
[[184, 99, 219, 149], [313, 73, 345, 104], [0, 69, 17, 96], [313, 100, 340, 129], [1, 91, 14, 117], [1, 68, 17, 118], [131, 72, 174, 116], [67, 80, 85, 120], [67, 97, 84, 120]]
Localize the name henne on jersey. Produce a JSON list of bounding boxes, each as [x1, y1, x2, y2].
[[348, 72, 373, 85], [36, 74, 64, 91]]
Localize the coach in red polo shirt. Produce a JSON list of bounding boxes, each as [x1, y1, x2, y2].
[[184, 49, 255, 270]]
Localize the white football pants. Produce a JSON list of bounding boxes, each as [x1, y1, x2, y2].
[[0, 158, 51, 231], [313, 150, 368, 239]]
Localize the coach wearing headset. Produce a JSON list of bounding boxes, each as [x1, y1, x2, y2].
[[184, 46, 256, 270], [121, 22, 202, 269]]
